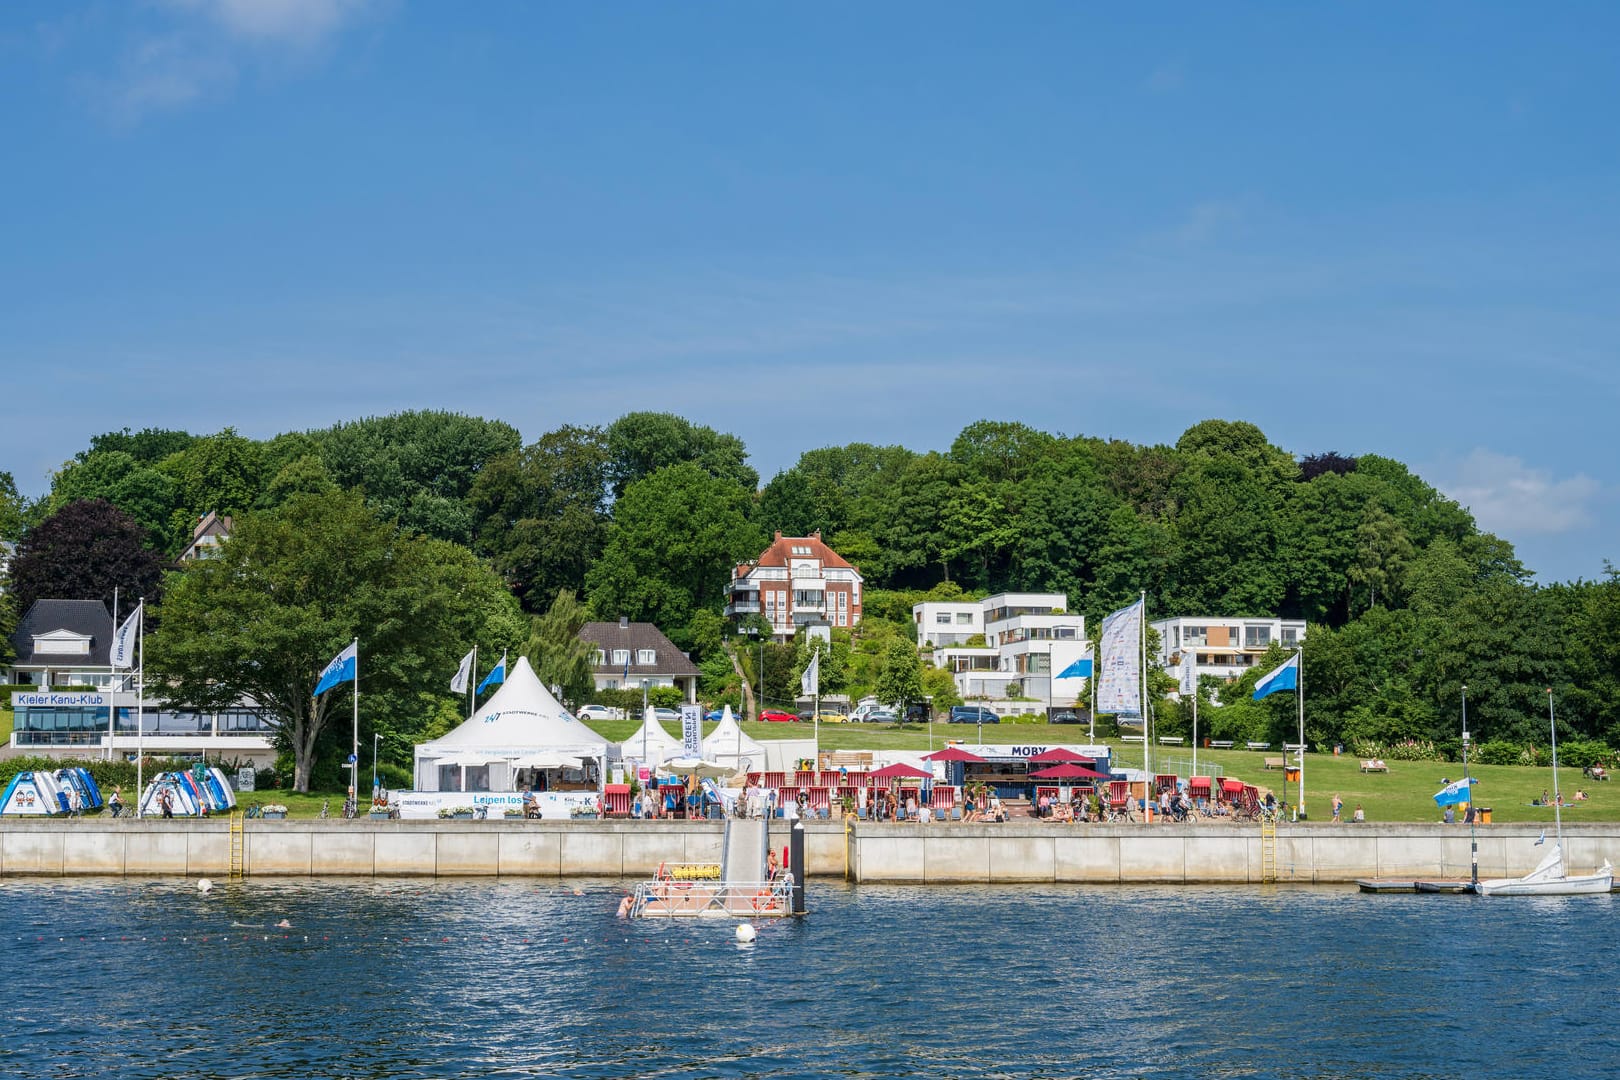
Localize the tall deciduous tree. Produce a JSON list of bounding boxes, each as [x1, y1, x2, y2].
[[603, 412, 758, 499], [873, 637, 925, 715], [149, 489, 523, 791], [0, 470, 27, 541], [47, 452, 180, 549], [9, 499, 166, 616], [522, 589, 597, 709], [585, 463, 762, 640]]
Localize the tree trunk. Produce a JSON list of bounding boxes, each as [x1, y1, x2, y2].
[[730, 644, 755, 720]]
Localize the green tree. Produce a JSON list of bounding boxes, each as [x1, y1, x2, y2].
[[585, 463, 763, 639], [0, 471, 27, 541], [160, 427, 266, 548], [603, 412, 758, 499], [873, 637, 925, 715], [46, 451, 179, 548], [82, 427, 198, 464], [469, 425, 611, 611], [522, 589, 597, 709], [148, 489, 518, 791], [8, 499, 167, 616]]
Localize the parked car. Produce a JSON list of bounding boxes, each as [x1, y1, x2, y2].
[[651, 707, 682, 724], [1049, 711, 1082, 725], [576, 704, 618, 721], [864, 709, 898, 724], [705, 708, 725, 722], [949, 705, 1001, 725], [904, 704, 931, 724], [760, 709, 799, 723], [818, 711, 850, 723]]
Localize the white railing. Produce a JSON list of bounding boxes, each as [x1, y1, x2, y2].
[[631, 875, 795, 918]]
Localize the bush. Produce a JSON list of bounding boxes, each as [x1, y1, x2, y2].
[[1553, 739, 1610, 769], [1002, 713, 1040, 725], [1473, 740, 1528, 767]]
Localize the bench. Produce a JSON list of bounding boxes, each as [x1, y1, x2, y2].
[[1157, 736, 1184, 746], [1209, 740, 1235, 749], [1246, 741, 1271, 751], [1360, 759, 1389, 773], [1119, 735, 1145, 744], [1263, 757, 1284, 770]]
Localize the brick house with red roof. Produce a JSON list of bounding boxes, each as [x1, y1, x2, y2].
[[724, 531, 863, 641]]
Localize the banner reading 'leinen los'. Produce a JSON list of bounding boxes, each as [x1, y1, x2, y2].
[[1097, 598, 1143, 716]]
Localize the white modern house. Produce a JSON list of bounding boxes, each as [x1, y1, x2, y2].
[[915, 593, 1088, 718], [1151, 615, 1307, 688]]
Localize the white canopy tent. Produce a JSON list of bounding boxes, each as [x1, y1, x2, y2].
[[617, 706, 685, 768], [703, 705, 765, 772], [413, 655, 608, 792]]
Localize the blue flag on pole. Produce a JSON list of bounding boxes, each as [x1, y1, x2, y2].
[[477, 651, 507, 694], [1057, 656, 1093, 680], [314, 641, 357, 696], [1252, 653, 1300, 700], [1433, 776, 1477, 807]]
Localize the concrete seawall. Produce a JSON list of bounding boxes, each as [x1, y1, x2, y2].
[[3, 820, 1616, 883]]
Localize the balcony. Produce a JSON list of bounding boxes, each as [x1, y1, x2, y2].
[[725, 600, 761, 616]]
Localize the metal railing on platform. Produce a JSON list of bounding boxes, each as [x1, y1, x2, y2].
[[631, 875, 794, 919]]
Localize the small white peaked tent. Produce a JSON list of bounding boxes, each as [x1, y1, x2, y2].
[[703, 705, 765, 771], [618, 707, 684, 767], [414, 655, 608, 791]]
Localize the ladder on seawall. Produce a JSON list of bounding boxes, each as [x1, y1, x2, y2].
[[1259, 818, 1277, 883], [229, 810, 245, 879]]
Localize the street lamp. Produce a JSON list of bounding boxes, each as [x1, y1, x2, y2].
[[742, 627, 764, 720]]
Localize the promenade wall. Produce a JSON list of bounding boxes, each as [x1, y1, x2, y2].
[[2, 820, 1616, 883]]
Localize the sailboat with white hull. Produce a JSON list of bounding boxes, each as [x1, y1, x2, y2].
[[1478, 689, 1612, 897]]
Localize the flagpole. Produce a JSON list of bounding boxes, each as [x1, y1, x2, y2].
[[1088, 643, 1096, 744], [812, 644, 820, 769], [1191, 662, 1199, 780], [135, 599, 145, 818], [351, 637, 360, 806], [469, 645, 476, 721], [1463, 683, 1476, 887], [107, 587, 118, 763], [1139, 591, 1149, 786], [1297, 647, 1305, 819]]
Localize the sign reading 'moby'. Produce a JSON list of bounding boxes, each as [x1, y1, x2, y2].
[[12, 692, 109, 707]]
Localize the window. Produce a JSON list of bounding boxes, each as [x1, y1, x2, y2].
[[612, 649, 629, 666], [936, 613, 952, 624], [637, 649, 656, 665], [1245, 626, 1271, 648], [594, 650, 606, 666], [837, 612, 847, 627], [1281, 626, 1298, 644], [954, 611, 971, 624]]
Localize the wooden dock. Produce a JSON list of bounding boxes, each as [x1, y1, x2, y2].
[[1356, 878, 1475, 894]]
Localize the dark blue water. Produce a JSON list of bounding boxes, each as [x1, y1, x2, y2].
[[3, 877, 1615, 1079]]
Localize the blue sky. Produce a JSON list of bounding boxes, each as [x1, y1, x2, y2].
[[3, 2, 1616, 582]]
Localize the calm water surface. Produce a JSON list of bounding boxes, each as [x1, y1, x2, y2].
[[2, 877, 1615, 1079]]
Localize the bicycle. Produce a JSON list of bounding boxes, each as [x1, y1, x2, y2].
[[318, 799, 330, 819]]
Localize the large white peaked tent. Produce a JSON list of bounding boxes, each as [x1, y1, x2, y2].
[[703, 705, 765, 771], [414, 655, 608, 791], [618, 707, 684, 767]]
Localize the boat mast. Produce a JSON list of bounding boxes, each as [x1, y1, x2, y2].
[[1548, 688, 1563, 849]]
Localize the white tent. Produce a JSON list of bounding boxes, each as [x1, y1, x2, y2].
[[703, 705, 765, 771], [413, 655, 608, 791], [618, 706, 684, 767]]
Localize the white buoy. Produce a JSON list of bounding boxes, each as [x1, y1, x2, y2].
[[196, 878, 213, 894], [735, 922, 757, 944]]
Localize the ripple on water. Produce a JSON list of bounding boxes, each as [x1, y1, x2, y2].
[[1, 878, 1615, 1078]]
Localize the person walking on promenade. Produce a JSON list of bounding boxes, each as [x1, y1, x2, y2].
[[1331, 794, 1344, 823]]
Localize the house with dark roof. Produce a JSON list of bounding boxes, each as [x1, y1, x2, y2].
[[578, 618, 700, 703], [8, 599, 115, 689], [725, 530, 863, 641]]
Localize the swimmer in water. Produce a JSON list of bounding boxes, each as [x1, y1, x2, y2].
[[275, 919, 293, 929], [616, 895, 633, 918]]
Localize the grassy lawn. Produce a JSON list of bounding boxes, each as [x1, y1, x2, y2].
[[580, 718, 1618, 824]]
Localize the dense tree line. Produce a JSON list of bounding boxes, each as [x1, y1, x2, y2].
[[4, 412, 1617, 784]]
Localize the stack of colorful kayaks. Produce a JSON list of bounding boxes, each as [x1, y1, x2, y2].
[[139, 767, 239, 816], [0, 767, 105, 815]]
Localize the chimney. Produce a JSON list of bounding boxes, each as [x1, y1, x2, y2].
[[811, 530, 821, 540], [618, 616, 629, 629], [774, 531, 782, 541]]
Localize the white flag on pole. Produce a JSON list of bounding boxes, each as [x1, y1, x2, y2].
[[110, 602, 143, 670], [801, 650, 820, 697], [1097, 598, 1143, 716], [449, 648, 475, 694], [1179, 651, 1197, 696]]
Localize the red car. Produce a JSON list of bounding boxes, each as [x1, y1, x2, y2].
[[759, 709, 799, 723]]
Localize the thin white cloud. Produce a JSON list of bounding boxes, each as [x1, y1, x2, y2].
[[92, 0, 376, 121], [1438, 449, 1600, 535], [164, 0, 373, 48]]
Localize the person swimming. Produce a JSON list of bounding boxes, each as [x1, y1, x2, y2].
[[616, 895, 633, 918], [275, 919, 293, 929]]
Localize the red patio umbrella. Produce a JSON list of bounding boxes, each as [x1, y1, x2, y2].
[[1027, 764, 1112, 781], [1026, 748, 1095, 764], [869, 762, 933, 781], [924, 747, 986, 762]]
